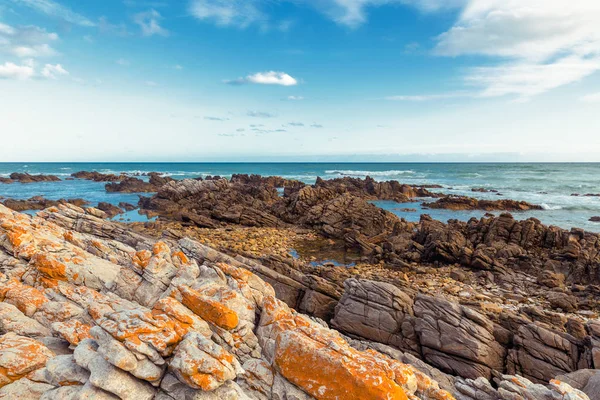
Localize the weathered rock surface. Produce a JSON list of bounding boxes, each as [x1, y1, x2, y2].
[[105, 173, 174, 193], [2, 197, 88, 212], [0, 204, 460, 399], [422, 196, 542, 211], [0, 173, 61, 184]]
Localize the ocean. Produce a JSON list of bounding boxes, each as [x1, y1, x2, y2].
[[1, 162, 600, 232]]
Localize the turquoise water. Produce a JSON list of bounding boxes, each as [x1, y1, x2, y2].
[[1, 162, 600, 231]]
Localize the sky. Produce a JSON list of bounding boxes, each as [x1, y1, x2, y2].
[[1, 0, 600, 162]]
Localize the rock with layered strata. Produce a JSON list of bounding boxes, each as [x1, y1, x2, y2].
[[0, 204, 458, 399]]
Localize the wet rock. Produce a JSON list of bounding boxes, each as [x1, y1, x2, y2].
[[422, 196, 542, 211]]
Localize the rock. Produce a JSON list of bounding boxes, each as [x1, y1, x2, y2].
[[105, 177, 162, 193], [331, 278, 418, 354], [413, 294, 505, 380], [72, 171, 128, 182], [589, 216, 600, 222], [169, 332, 243, 391], [97, 202, 124, 218], [2, 197, 88, 212], [0, 333, 54, 388], [119, 202, 137, 211], [422, 196, 542, 211], [5, 173, 61, 184]]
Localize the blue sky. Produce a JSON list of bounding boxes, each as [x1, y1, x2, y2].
[[1, 0, 600, 161]]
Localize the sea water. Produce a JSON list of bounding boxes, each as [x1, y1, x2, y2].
[[1, 162, 599, 231]]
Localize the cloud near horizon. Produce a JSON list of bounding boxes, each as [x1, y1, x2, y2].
[[225, 71, 298, 86]]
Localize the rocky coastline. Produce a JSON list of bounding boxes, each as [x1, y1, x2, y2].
[[0, 171, 598, 399]]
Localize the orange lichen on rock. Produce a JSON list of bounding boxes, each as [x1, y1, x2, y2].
[[274, 330, 408, 400], [132, 249, 152, 270], [262, 296, 454, 400], [170, 332, 241, 391], [177, 285, 240, 330], [31, 253, 68, 283], [90, 304, 190, 358], [52, 320, 93, 346], [0, 333, 54, 388], [0, 278, 48, 316]]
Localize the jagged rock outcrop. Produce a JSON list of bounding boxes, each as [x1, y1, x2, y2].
[[105, 173, 174, 193], [312, 176, 440, 202], [422, 196, 542, 211], [0, 204, 459, 399], [0, 173, 61, 184], [2, 197, 88, 212]]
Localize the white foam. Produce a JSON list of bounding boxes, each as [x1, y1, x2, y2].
[[324, 169, 415, 177], [541, 203, 563, 210]]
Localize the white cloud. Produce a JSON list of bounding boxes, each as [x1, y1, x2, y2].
[[435, 0, 600, 98], [133, 9, 169, 36], [385, 92, 472, 101], [8, 0, 95, 27], [0, 61, 34, 79], [116, 58, 130, 66], [189, 0, 265, 28], [188, 0, 462, 29], [174, 64, 183, 70], [0, 24, 60, 59], [41, 63, 68, 79], [286, 95, 304, 100], [226, 71, 298, 86], [581, 92, 600, 102]]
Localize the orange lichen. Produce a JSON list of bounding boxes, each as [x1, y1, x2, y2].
[[53, 320, 93, 346], [132, 249, 152, 270], [153, 242, 170, 256], [275, 330, 408, 400], [0, 278, 48, 316], [0, 333, 54, 388], [171, 251, 189, 264], [178, 285, 239, 330], [31, 253, 68, 285]]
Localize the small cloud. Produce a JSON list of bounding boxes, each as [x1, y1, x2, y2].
[[249, 124, 264, 128], [116, 58, 130, 66], [285, 95, 304, 101], [247, 111, 275, 118], [404, 41, 420, 54], [226, 71, 297, 86], [311, 123, 323, 128], [384, 92, 472, 101], [98, 17, 130, 37], [580, 92, 600, 103], [83, 35, 94, 43], [41, 63, 68, 79], [236, 128, 245, 132], [174, 64, 183, 70], [287, 122, 304, 127], [204, 116, 229, 121], [278, 19, 294, 32], [133, 9, 169, 37], [145, 80, 158, 86], [0, 61, 34, 80]]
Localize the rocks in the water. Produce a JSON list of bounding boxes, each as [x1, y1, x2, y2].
[[589, 216, 600, 222], [96, 202, 124, 218], [105, 173, 174, 193], [0, 173, 61, 184], [422, 196, 542, 211], [2, 197, 88, 212], [471, 188, 498, 193], [72, 171, 129, 182], [312, 175, 441, 202]]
